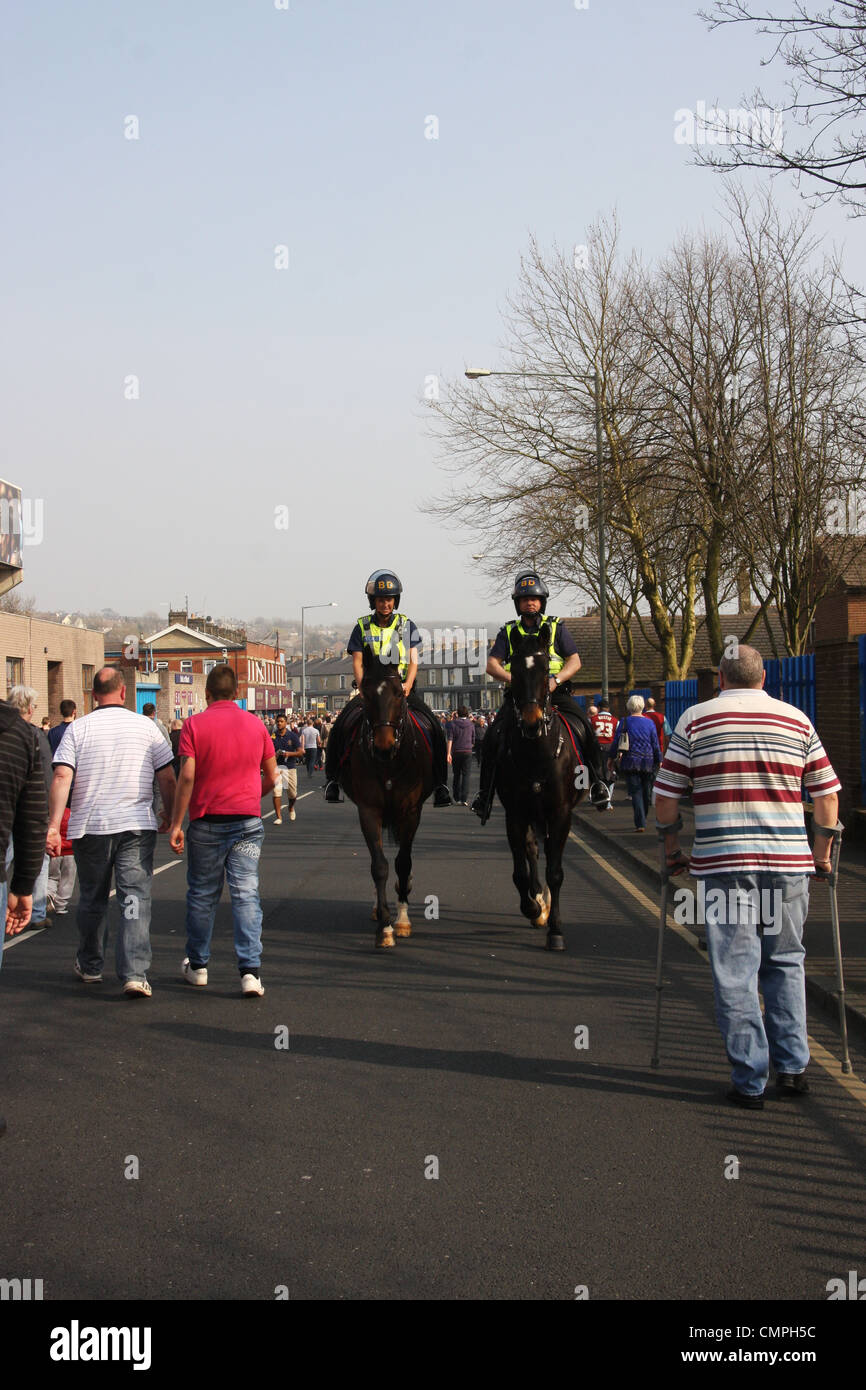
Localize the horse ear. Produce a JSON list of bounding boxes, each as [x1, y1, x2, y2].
[[362, 645, 373, 670], [538, 622, 551, 647], [510, 628, 522, 653]]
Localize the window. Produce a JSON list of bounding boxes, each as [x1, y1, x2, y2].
[[428, 670, 438, 687], [339, 675, 346, 690], [203, 660, 217, 674], [6, 657, 23, 695], [180, 660, 193, 673], [82, 665, 94, 692]]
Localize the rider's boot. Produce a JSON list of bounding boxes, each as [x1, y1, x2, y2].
[[470, 753, 496, 823], [433, 784, 452, 807], [324, 781, 342, 803], [589, 779, 612, 810]]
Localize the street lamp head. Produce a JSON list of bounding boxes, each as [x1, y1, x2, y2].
[[465, 369, 492, 380]]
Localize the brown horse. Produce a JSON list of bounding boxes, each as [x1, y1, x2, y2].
[[338, 646, 434, 948], [496, 627, 588, 950]]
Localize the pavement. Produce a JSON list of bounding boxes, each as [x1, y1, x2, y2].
[[579, 786, 866, 1049], [2, 765, 865, 1303]]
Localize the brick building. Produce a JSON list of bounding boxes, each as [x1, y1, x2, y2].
[[1, 613, 104, 720], [135, 614, 291, 715]]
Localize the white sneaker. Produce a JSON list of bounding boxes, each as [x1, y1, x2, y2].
[[123, 979, 152, 999], [274, 816, 283, 825], [289, 809, 296, 821], [182, 958, 207, 987], [241, 973, 265, 997]]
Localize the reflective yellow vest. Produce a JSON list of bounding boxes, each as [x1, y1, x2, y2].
[[503, 617, 564, 675], [358, 612, 410, 678]]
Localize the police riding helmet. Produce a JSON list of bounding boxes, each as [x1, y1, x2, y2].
[[512, 570, 549, 614], [365, 569, 402, 611]]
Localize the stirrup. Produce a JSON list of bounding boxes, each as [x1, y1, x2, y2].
[[324, 781, 342, 803]]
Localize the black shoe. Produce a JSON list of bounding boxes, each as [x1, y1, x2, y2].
[[776, 1073, 810, 1097], [324, 782, 341, 803], [726, 1086, 764, 1110], [433, 785, 452, 807], [470, 791, 491, 824]]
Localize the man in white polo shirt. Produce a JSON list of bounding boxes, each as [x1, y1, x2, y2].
[[46, 667, 177, 998], [654, 644, 841, 1110]]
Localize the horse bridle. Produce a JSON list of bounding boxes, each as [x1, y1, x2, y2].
[[362, 685, 408, 755]]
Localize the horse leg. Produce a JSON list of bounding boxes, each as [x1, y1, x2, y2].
[[543, 813, 571, 951], [525, 824, 548, 927], [506, 811, 541, 923], [394, 810, 419, 938], [358, 804, 393, 948]]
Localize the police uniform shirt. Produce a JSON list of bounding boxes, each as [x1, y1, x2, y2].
[[489, 619, 578, 665], [347, 616, 423, 656]]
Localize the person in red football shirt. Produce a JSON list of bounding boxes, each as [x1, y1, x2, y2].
[[169, 665, 277, 997], [590, 701, 617, 808], [644, 698, 668, 757]]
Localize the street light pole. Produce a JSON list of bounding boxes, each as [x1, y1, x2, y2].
[[465, 366, 609, 705], [301, 602, 337, 714]]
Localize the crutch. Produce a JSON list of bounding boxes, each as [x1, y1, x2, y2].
[[813, 822, 853, 1075], [651, 815, 689, 1068]]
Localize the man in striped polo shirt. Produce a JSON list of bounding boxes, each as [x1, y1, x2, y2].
[[653, 645, 840, 1109], [47, 668, 177, 998]]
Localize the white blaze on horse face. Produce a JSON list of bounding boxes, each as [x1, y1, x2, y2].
[[376, 682, 386, 695], [524, 656, 535, 669]]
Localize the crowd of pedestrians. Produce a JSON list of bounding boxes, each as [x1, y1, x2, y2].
[[0, 656, 842, 1111]]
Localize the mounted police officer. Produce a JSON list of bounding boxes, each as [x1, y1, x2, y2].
[[470, 570, 611, 822], [324, 569, 452, 806]]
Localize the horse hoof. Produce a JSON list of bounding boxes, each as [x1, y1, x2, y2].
[[546, 935, 565, 951], [376, 928, 396, 949], [394, 923, 411, 937]]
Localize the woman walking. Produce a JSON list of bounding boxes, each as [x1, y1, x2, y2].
[[608, 696, 661, 832]]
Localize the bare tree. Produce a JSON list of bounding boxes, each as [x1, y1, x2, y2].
[[723, 188, 866, 650], [698, 0, 866, 215]]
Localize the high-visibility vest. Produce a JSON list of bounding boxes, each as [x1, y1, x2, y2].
[[358, 612, 410, 678], [503, 617, 564, 675]]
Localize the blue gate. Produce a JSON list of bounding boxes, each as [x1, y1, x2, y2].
[[664, 679, 698, 729], [764, 654, 815, 723], [136, 684, 161, 714]]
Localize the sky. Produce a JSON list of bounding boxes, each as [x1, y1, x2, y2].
[[3, 0, 862, 628]]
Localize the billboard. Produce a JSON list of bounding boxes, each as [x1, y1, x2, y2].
[[0, 478, 24, 571], [0, 478, 24, 597]]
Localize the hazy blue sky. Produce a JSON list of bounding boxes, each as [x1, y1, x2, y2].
[[3, 0, 861, 626]]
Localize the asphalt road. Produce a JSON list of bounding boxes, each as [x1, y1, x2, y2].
[[2, 764, 865, 1302]]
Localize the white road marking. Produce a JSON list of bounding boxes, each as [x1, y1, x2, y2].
[[568, 828, 866, 1110]]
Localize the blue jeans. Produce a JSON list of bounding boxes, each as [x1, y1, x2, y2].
[[702, 873, 810, 1095], [74, 831, 156, 983], [625, 769, 654, 828], [185, 817, 265, 973], [304, 749, 317, 776]]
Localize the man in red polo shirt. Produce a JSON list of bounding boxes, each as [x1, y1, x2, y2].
[[169, 665, 277, 997]]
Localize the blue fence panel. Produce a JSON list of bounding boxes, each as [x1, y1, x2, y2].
[[860, 636, 866, 807], [664, 679, 698, 730], [763, 654, 815, 723], [763, 659, 782, 701]]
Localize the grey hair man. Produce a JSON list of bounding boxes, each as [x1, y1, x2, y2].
[[654, 644, 841, 1109], [7, 686, 53, 925]]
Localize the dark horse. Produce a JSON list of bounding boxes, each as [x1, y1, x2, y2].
[[338, 645, 434, 948], [496, 626, 587, 950]]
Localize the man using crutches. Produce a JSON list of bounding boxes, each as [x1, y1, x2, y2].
[[652, 645, 841, 1110]]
